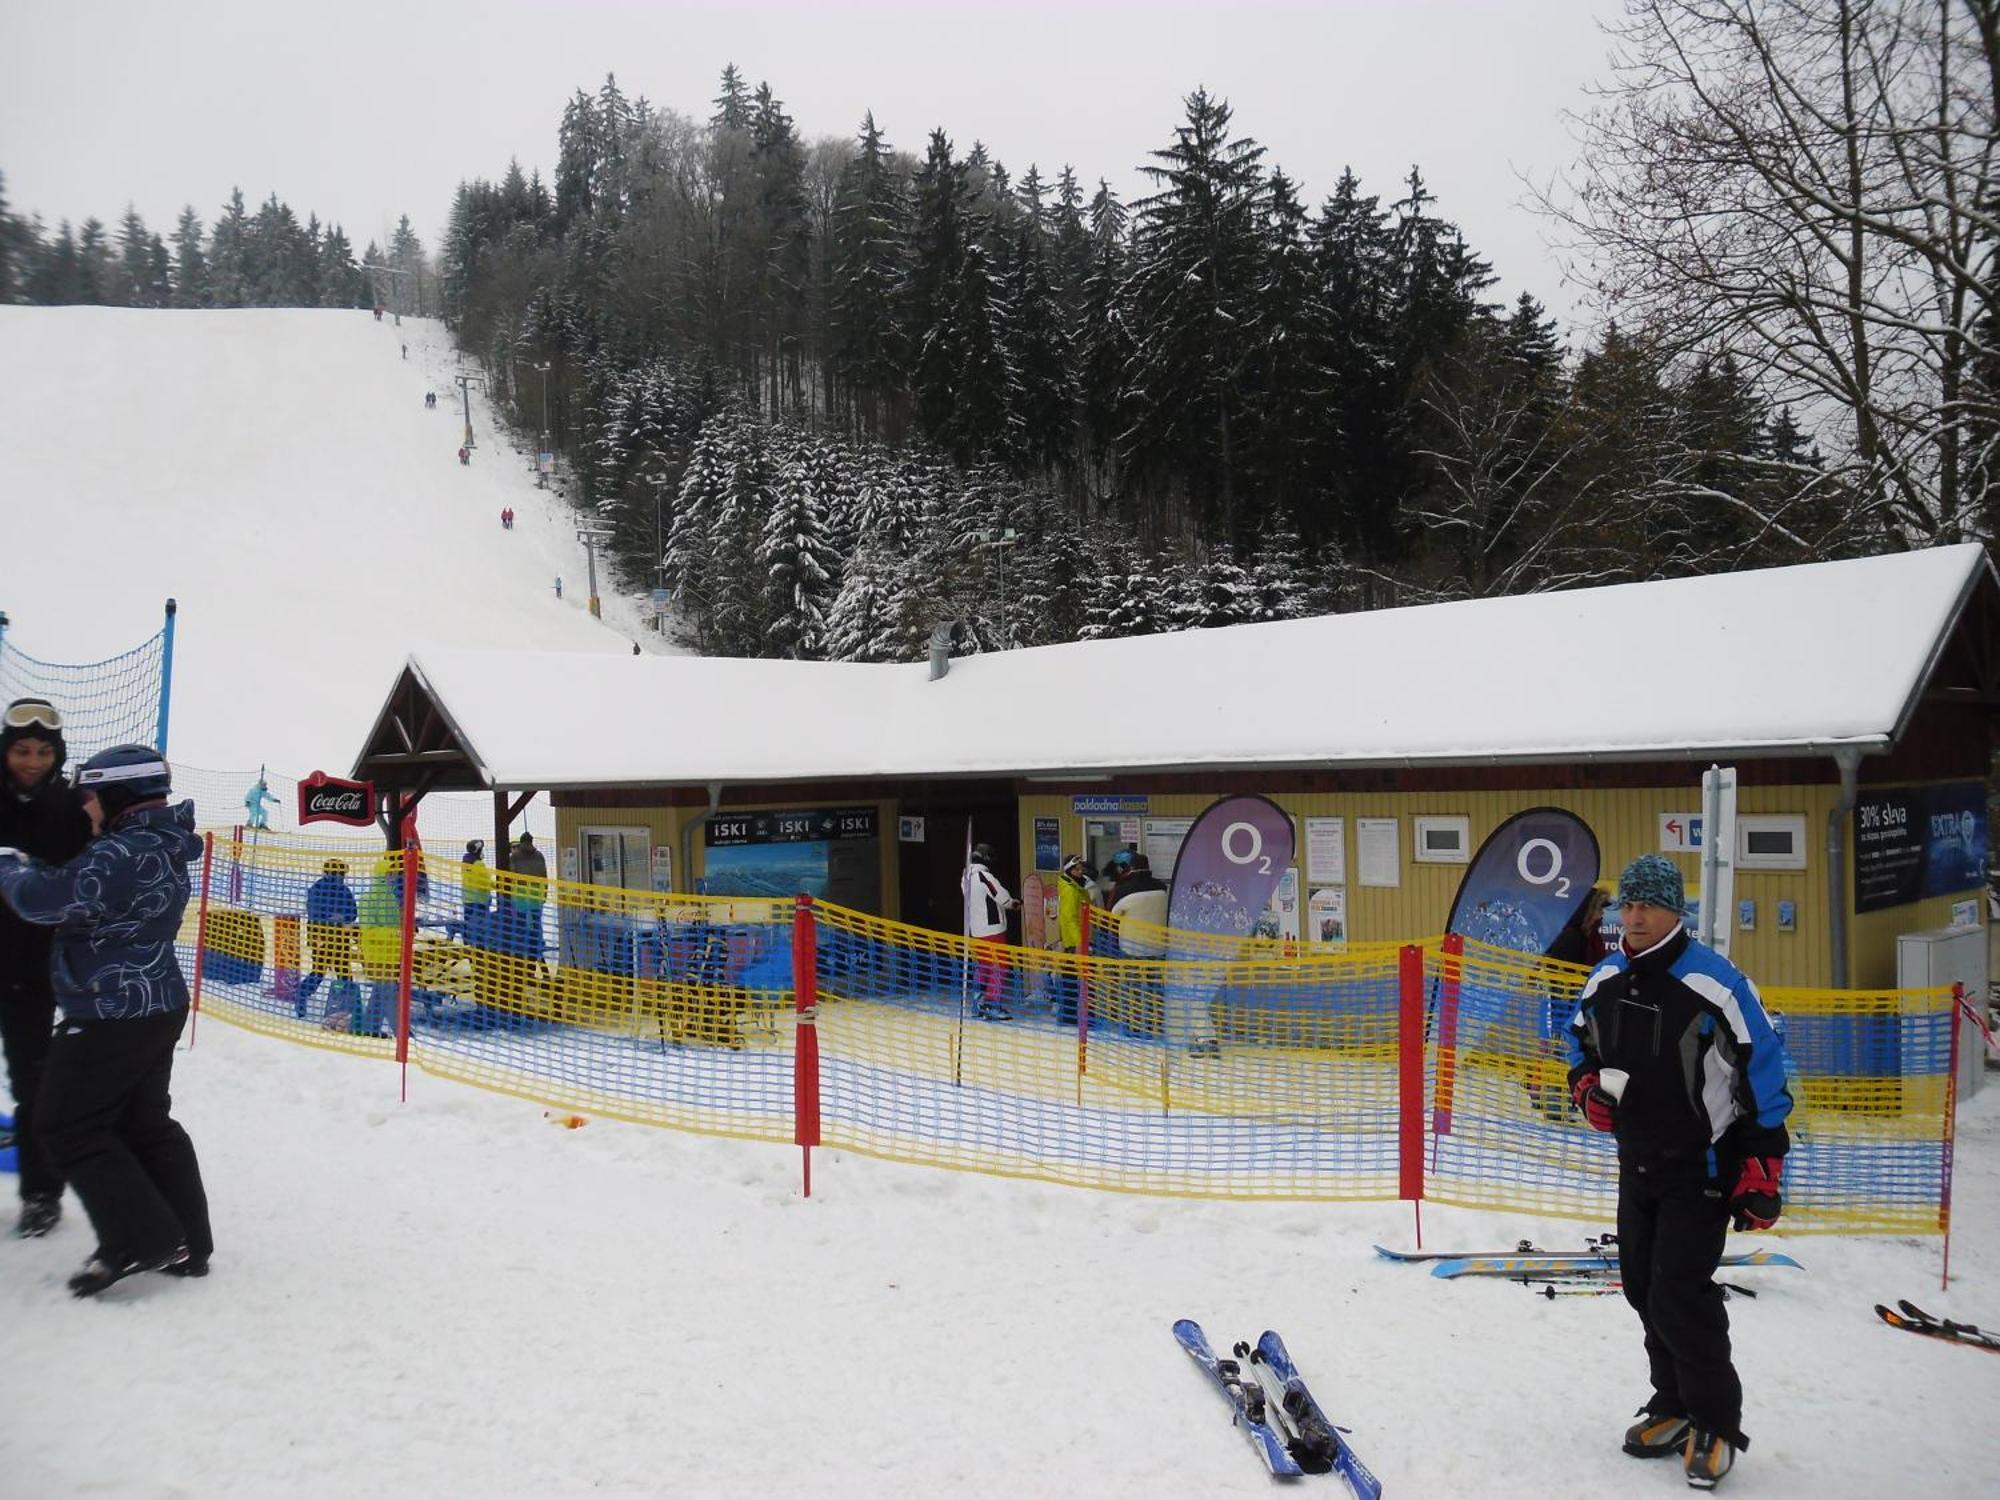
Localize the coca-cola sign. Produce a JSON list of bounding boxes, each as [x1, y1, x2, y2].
[[298, 771, 375, 827]]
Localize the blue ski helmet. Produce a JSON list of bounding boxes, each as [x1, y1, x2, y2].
[[75, 743, 173, 817]]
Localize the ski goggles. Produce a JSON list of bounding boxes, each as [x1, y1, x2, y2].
[[77, 756, 170, 787], [3, 699, 63, 732]]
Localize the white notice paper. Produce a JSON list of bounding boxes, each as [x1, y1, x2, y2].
[[1305, 817, 1346, 885], [1357, 818, 1400, 888], [1143, 818, 1194, 881]]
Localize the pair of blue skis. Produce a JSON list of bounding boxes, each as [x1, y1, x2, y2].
[[1371, 1242, 1803, 1279], [1171, 1321, 1382, 1496]]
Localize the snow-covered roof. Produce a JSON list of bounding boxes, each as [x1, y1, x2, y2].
[[380, 545, 1994, 789]]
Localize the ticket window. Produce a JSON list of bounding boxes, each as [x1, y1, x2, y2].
[[1085, 819, 1136, 877], [581, 827, 650, 891]]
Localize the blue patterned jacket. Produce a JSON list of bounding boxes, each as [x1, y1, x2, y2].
[[0, 800, 204, 1021]]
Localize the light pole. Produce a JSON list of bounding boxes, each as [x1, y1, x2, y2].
[[977, 527, 1020, 647], [577, 525, 612, 620], [454, 372, 484, 452], [530, 361, 551, 489]]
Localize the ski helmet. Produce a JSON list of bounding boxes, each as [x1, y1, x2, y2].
[[75, 743, 172, 818]]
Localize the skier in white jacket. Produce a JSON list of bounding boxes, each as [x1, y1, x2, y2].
[[961, 843, 1015, 1020]]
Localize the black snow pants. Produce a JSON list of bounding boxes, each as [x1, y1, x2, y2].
[[1, 981, 64, 1202], [38, 1007, 212, 1266], [1617, 1155, 1741, 1439]]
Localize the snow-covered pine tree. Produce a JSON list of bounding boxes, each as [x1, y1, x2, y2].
[[1175, 544, 1258, 629], [707, 419, 777, 655], [1119, 89, 1268, 537], [1003, 210, 1074, 475], [905, 130, 971, 452], [761, 437, 841, 658], [823, 543, 903, 662], [830, 112, 910, 443], [664, 416, 737, 648], [1247, 514, 1311, 621], [1074, 180, 1131, 503]]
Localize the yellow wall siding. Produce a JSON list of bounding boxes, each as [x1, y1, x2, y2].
[[1013, 781, 1959, 990], [552, 778, 1982, 986]]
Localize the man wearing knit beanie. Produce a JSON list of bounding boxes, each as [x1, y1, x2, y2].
[[1564, 851, 1795, 1490]]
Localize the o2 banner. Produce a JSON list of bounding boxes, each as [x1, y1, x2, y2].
[[1161, 796, 1296, 1047], [1445, 807, 1601, 956], [1854, 782, 1988, 914], [1166, 796, 1297, 946]]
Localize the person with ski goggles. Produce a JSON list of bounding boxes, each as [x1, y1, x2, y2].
[[0, 699, 92, 1240]]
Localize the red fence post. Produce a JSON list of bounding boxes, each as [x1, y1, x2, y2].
[[187, 831, 215, 1045], [1397, 942, 1427, 1244], [792, 894, 822, 1198], [396, 847, 418, 1097], [1076, 902, 1092, 1091], [1942, 982, 1963, 1289], [1430, 933, 1465, 1147]]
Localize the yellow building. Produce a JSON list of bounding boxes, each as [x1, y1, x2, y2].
[[353, 545, 1998, 990]]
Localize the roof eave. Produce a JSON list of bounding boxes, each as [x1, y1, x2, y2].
[[485, 735, 1895, 793]]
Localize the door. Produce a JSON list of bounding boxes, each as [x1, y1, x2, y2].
[[574, 825, 650, 974], [581, 826, 651, 891]]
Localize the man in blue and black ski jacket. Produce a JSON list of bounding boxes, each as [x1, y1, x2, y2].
[[1565, 853, 1792, 1489]]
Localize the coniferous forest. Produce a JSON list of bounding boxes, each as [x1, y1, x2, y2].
[[0, 176, 430, 318], [426, 68, 1860, 661], [7, 4, 1996, 663]]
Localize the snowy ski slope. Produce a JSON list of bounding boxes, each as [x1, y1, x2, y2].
[[0, 306, 660, 777]]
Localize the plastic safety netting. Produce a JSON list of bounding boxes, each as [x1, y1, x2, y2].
[[168, 762, 554, 846], [0, 604, 172, 762], [179, 835, 1961, 1231]]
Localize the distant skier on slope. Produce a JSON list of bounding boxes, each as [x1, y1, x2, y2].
[[458, 446, 469, 466]]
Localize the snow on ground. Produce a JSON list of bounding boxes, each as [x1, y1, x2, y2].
[[0, 306, 667, 778], [2, 1019, 1998, 1499], [1, 307, 1997, 1496]]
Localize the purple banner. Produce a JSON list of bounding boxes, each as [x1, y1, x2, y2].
[[1162, 796, 1297, 1048], [1444, 806, 1602, 956]]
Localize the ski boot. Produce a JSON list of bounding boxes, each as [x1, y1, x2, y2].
[[68, 1243, 189, 1299], [1623, 1406, 1691, 1458], [1684, 1427, 1742, 1489], [15, 1196, 61, 1238]]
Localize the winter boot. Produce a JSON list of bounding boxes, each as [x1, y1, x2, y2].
[[15, 1196, 61, 1238], [1684, 1427, 1742, 1489], [67, 1243, 189, 1299], [1622, 1406, 1692, 1458]]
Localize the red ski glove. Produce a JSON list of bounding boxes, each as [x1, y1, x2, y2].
[[1731, 1156, 1783, 1230], [1571, 1073, 1617, 1132]]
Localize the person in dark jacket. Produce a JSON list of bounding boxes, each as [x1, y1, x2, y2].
[[0, 743, 213, 1296], [0, 698, 93, 1237], [1546, 882, 1612, 968], [297, 858, 360, 1019], [1566, 854, 1793, 1489]]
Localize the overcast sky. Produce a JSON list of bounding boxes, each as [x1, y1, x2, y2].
[[3, 0, 1623, 328]]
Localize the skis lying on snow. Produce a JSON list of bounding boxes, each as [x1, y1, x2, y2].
[[1172, 1321, 1382, 1493], [1875, 1299, 2000, 1354], [1429, 1248, 1802, 1279], [1171, 1319, 1301, 1477], [1242, 1331, 1383, 1500], [1373, 1235, 1612, 1263]]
